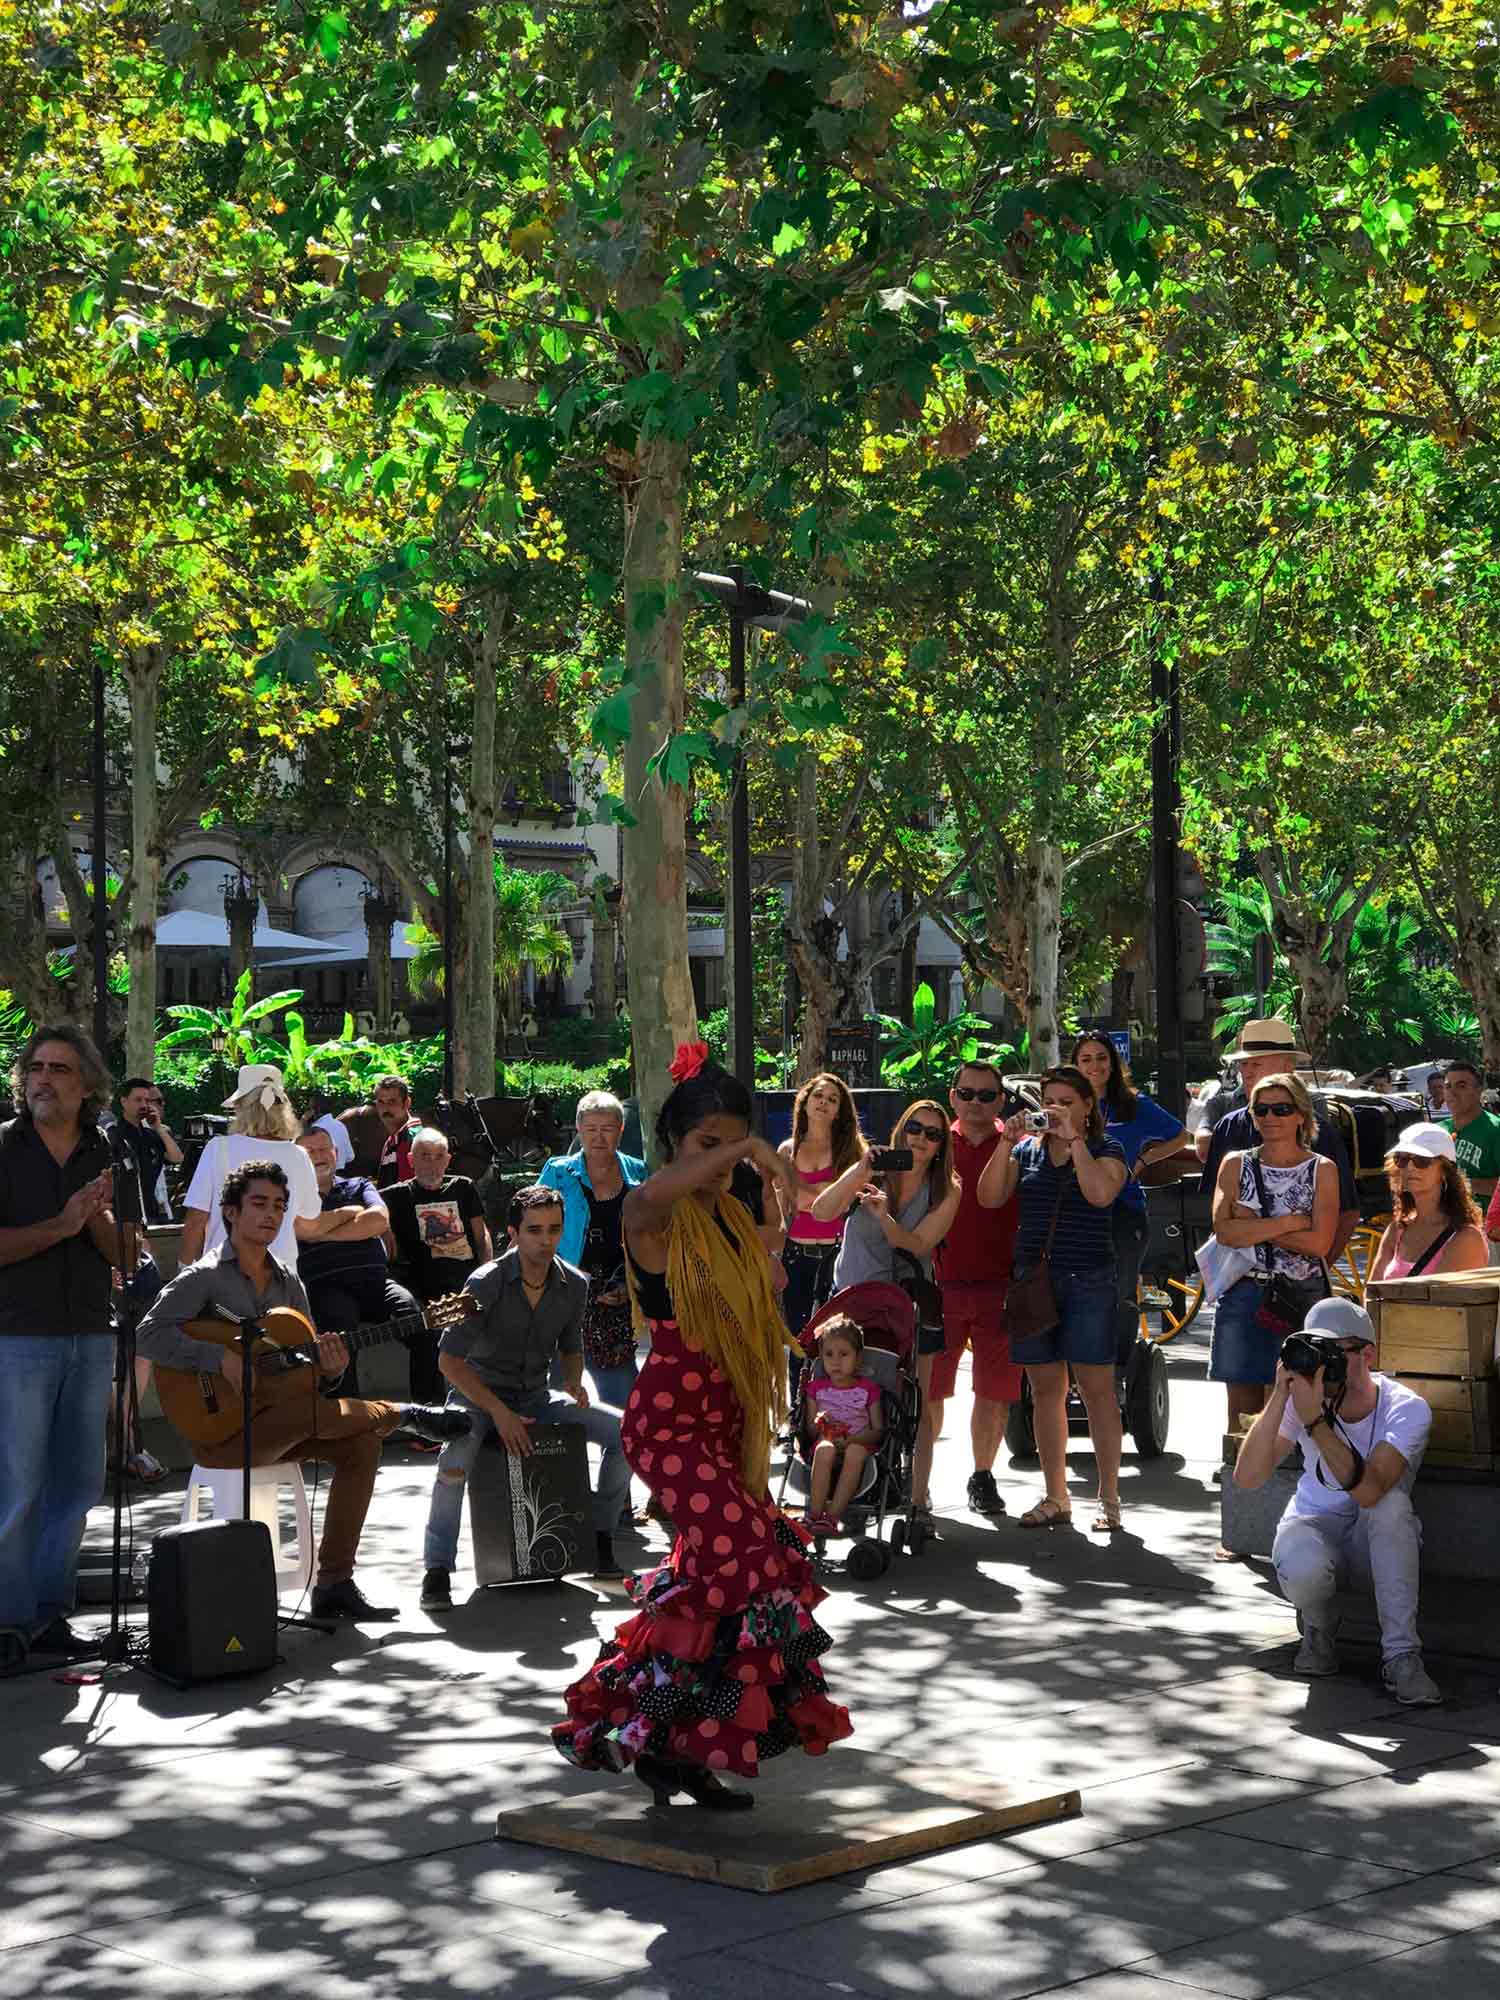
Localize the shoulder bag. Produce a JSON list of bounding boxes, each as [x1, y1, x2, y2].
[[1004, 1154, 1069, 1340], [1249, 1150, 1329, 1335]]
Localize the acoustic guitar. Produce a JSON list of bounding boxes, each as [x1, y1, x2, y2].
[[154, 1294, 476, 1450]]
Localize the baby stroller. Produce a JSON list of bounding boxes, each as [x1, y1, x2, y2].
[[776, 1280, 924, 1578]]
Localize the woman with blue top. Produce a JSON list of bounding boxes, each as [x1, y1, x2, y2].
[[1073, 1033, 1188, 1364], [977, 1065, 1127, 1533], [538, 1091, 649, 1411]]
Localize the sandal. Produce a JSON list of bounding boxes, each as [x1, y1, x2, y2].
[[1091, 1496, 1123, 1534], [1019, 1497, 1072, 1530]]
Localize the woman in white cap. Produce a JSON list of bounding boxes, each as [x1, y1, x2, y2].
[[177, 1064, 323, 1269], [1369, 1123, 1487, 1282]]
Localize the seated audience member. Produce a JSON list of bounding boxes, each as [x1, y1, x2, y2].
[[295, 1127, 421, 1396], [1369, 1124, 1488, 1282], [1233, 1296, 1441, 1706], [418, 1184, 630, 1609], [386, 1127, 491, 1328]]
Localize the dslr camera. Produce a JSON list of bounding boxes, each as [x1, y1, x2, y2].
[[1279, 1331, 1348, 1391]]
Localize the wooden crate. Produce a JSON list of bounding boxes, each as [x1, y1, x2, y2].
[[1390, 1374, 1500, 1455], [1368, 1271, 1500, 1379]]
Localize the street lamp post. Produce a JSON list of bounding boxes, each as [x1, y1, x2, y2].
[[1149, 579, 1186, 1120], [91, 657, 110, 1057], [441, 742, 456, 1098], [691, 569, 811, 1088]]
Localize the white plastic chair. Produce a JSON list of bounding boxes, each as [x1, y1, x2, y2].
[[181, 1464, 315, 1596]]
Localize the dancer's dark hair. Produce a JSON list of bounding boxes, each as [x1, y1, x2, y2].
[[656, 1061, 754, 1159]]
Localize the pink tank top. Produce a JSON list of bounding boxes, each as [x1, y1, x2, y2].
[[1383, 1224, 1456, 1282], [789, 1161, 842, 1243]]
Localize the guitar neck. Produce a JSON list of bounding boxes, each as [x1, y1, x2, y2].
[[343, 1309, 429, 1357]]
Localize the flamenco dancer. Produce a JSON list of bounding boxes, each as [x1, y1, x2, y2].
[[553, 1043, 853, 1809]]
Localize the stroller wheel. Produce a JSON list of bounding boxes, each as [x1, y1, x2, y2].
[[845, 1540, 884, 1582], [888, 1518, 907, 1558]]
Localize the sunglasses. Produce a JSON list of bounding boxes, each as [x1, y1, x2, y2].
[[953, 1086, 999, 1104], [1250, 1100, 1299, 1119], [1390, 1152, 1439, 1168], [904, 1119, 945, 1143]]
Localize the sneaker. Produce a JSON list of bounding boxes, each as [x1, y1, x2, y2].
[[1383, 1651, 1443, 1707], [967, 1469, 1006, 1518], [1293, 1623, 1340, 1677], [419, 1568, 452, 1612]]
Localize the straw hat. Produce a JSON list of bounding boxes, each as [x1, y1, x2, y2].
[[222, 1062, 287, 1110], [1224, 1018, 1310, 1065]]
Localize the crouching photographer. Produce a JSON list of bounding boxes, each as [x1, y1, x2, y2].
[[1233, 1297, 1440, 1706]]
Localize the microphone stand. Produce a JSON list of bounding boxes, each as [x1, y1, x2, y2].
[[96, 1125, 145, 1666]]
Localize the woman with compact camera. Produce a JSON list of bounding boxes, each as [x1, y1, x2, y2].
[[1209, 1071, 1338, 1433], [977, 1065, 1127, 1531]]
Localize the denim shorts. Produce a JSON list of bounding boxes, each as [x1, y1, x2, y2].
[[1209, 1276, 1283, 1384], [1009, 1263, 1119, 1368]]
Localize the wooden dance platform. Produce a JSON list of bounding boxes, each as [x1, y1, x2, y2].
[[495, 1749, 1080, 1893]]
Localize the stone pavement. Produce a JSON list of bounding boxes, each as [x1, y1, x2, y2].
[[3, 1319, 1499, 1999]]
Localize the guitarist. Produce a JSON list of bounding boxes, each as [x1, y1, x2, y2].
[[137, 1159, 467, 1622]]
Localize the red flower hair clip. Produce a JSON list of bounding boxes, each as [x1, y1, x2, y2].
[[669, 1040, 711, 1082]]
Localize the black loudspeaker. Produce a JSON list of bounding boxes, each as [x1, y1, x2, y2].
[[147, 1519, 278, 1687], [469, 1425, 590, 1585]]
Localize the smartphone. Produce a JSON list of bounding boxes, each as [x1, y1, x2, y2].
[[869, 1146, 914, 1173]]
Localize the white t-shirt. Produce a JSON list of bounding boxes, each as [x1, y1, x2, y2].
[[184, 1135, 322, 1271], [1278, 1373, 1430, 1522], [313, 1112, 354, 1168]]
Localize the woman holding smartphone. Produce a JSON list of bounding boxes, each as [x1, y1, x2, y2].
[[977, 1066, 1127, 1531], [813, 1101, 961, 1519]]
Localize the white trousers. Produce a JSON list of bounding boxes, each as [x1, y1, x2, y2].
[[1272, 1488, 1423, 1663]]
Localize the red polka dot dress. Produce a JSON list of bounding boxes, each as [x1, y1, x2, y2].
[[553, 1297, 852, 1780]]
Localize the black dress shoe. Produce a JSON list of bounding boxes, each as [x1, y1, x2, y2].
[[29, 1617, 97, 1661], [635, 1751, 753, 1810], [396, 1404, 471, 1445], [309, 1579, 399, 1622]]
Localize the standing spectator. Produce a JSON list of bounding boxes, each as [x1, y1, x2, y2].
[[977, 1066, 1127, 1532], [108, 1078, 185, 1484], [814, 1099, 960, 1531], [1426, 1068, 1448, 1119], [1208, 1071, 1338, 1433], [930, 1061, 1024, 1523], [1435, 1060, 1500, 1217], [178, 1065, 322, 1269], [306, 1091, 355, 1170], [1073, 1035, 1187, 1363], [777, 1073, 866, 1372], [1199, 1019, 1360, 1270], [295, 1127, 420, 1390], [537, 1091, 648, 1412], [0, 1028, 118, 1669], [386, 1128, 492, 1304], [372, 1074, 421, 1187], [1370, 1124, 1488, 1281], [1190, 1063, 1243, 1158]]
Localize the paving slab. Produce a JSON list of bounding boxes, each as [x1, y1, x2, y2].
[[1292, 1928, 1500, 1997], [1300, 1871, 1500, 1942], [1132, 1912, 1415, 1996], [1208, 1746, 1500, 1873], [0, 1814, 235, 1952]]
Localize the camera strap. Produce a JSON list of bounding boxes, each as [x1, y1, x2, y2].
[[1312, 1378, 1373, 1493]]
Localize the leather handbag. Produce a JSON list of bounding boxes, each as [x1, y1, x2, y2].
[[1004, 1168, 1069, 1340], [1248, 1151, 1328, 1334]]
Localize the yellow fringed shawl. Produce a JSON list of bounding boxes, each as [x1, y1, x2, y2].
[[631, 1194, 798, 1498]]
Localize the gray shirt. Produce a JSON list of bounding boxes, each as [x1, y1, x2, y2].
[[833, 1182, 935, 1293], [136, 1244, 311, 1374], [441, 1248, 586, 1404]]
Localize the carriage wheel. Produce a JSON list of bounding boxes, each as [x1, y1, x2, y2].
[[1138, 1274, 1204, 1346], [1330, 1223, 1386, 1304]]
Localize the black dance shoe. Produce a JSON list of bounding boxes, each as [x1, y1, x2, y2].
[[634, 1751, 754, 1811], [396, 1404, 471, 1444]]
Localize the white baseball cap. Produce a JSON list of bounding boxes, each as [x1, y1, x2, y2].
[[1387, 1121, 1457, 1163], [1304, 1297, 1376, 1347]]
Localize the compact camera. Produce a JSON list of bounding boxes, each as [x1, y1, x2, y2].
[[1023, 1110, 1051, 1134], [1279, 1331, 1349, 1390]]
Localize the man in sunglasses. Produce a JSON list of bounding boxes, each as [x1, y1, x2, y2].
[[1201, 1020, 1359, 1270], [932, 1062, 1023, 1520], [1232, 1296, 1440, 1706]]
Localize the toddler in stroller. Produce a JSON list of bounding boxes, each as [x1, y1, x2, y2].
[[777, 1280, 925, 1576], [801, 1316, 884, 1533]]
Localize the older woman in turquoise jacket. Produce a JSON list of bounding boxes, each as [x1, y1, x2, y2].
[[538, 1091, 648, 1410]]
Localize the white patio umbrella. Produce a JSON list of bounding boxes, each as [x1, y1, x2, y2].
[[154, 911, 337, 959]]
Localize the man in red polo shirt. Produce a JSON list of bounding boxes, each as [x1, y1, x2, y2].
[[933, 1059, 1022, 1518]]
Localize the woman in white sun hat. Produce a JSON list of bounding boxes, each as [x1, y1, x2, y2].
[[1368, 1122, 1488, 1283], [177, 1064, 323, 1269]]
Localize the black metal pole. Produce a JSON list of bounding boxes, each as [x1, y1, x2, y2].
[[728, 580, 753, 1090], [1150, 603, 1185, 1119], [441, 744, 455, 1098], [91, 657, 110, 1058]]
